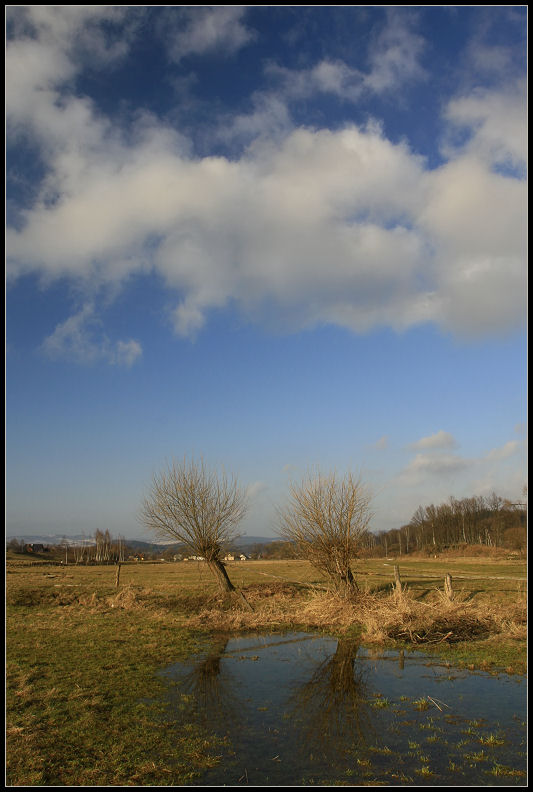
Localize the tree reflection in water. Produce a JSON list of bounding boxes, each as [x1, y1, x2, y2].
[[160, 633, 526, 787], [167, 634, 375, 768], [171, 637, 241, 729], [286, 637, 375, 761]]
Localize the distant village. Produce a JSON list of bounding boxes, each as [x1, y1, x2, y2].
[[5, 536, 276, 564]]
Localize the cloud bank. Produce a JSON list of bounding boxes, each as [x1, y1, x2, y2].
[[6, 7, 527, 348]]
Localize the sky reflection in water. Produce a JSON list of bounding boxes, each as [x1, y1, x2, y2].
[[160, 632, 526, 786]]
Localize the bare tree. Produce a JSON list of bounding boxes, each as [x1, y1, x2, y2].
[[59, 536, 70, 565], [94, 528, 113, 563], [277, 471, 372, 596], [6, 538, 25, 554], [72, 540, 86, 565], [140, 458, 250, 602]]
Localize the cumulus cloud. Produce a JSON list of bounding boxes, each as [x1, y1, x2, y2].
[[161, 6, 255, 62], [485, 440, 520, 461], [6, 6, 138, 129], [7, 110, 526, 341], [401, 453, 469, 480], [363, 8, 427, 94], [265, 59, 365, 104], [264, 10, 426, 105], [5, 8, 527, 345], [410, 430, 457, 451], [397, 431, 525, 494], [112, 340, 143, 368], [443, 80, 526, 173], [215, 90, 294, 149], [41, 304, 142, 367]]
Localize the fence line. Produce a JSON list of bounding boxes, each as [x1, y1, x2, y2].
[[359, 571, 526, 582]]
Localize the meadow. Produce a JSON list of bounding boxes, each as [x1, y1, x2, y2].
[[6, 555, 526, 786]]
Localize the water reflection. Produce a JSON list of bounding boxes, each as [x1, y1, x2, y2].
[[174, 637, 240, 727], [159, 632, 527, 786], [286, 637, 375, 759]]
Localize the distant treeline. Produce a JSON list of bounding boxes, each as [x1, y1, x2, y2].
[[366, 491, 527, 557], [6, 489, 527, 562], [7, 530, 130, 563]]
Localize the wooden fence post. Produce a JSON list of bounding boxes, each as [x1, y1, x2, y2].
[[115, 562, 122, 588], [394, 565, 402, 597], [444, 572, 453, 601]]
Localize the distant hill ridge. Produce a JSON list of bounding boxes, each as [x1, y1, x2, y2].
[[6, 534, 279, 551]]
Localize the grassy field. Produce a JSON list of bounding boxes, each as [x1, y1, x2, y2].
[[6, 555, 527, 786]]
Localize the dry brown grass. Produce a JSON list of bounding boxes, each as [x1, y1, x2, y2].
[[105, 584, 159, 610], [6, 558, 526, 650], [352, 587, 527, 646], [180, 579, 527, 650]]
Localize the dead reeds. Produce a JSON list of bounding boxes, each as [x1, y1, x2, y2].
[[352, 585, 526, 646], [9, 564, 525, 652], [66, 578, 529, 647]]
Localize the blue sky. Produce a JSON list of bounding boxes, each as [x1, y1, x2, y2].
[[6, 6, 527, 540]]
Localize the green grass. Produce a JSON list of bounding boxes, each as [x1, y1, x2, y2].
[[357, 557, 526, 602], [6, 604, 217, 785]]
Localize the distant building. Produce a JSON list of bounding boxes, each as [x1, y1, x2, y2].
[[25, 543, 45, 554]]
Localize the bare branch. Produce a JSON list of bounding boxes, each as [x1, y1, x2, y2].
[[277, 470, 372, 595], [140, 457, 249, 596]]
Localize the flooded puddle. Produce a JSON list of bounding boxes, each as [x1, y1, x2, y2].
[[159, 632, 527, 786]]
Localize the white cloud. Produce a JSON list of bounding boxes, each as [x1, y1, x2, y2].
[[410, 430, 457, 451], [263, 11, 426, 105], [265, 59, 365, 104], [246, 481, 268, 500], [7, 114, 526, 340], [41, 304, 142, 367], [172, 298, 207, 338], [372, 436, 389, 450], [5, 11, 527, 345], [485, 440, 520, 461], [215, 90, 294, 148], [112, 340, 143, 368], [363, 8, 427, 94], [401, 453, 469, 481], [469, 42, 516, 77], [418, 146, 526, 337], [392, 430, 525, 519], [163, 6, 255, 63], [444, 80, 526, 172]]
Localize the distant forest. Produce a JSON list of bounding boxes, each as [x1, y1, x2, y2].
[[258, 489, 527, 559], [7, 489, 527, 561], [364, 490, 527, 557]]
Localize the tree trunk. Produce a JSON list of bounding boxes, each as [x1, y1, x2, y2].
[[332, 565, 359, 597], [207, 559, 253, 611], [208, 559, 236, 592]]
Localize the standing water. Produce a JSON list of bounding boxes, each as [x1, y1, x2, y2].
[[159, 632, 526, 786]]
